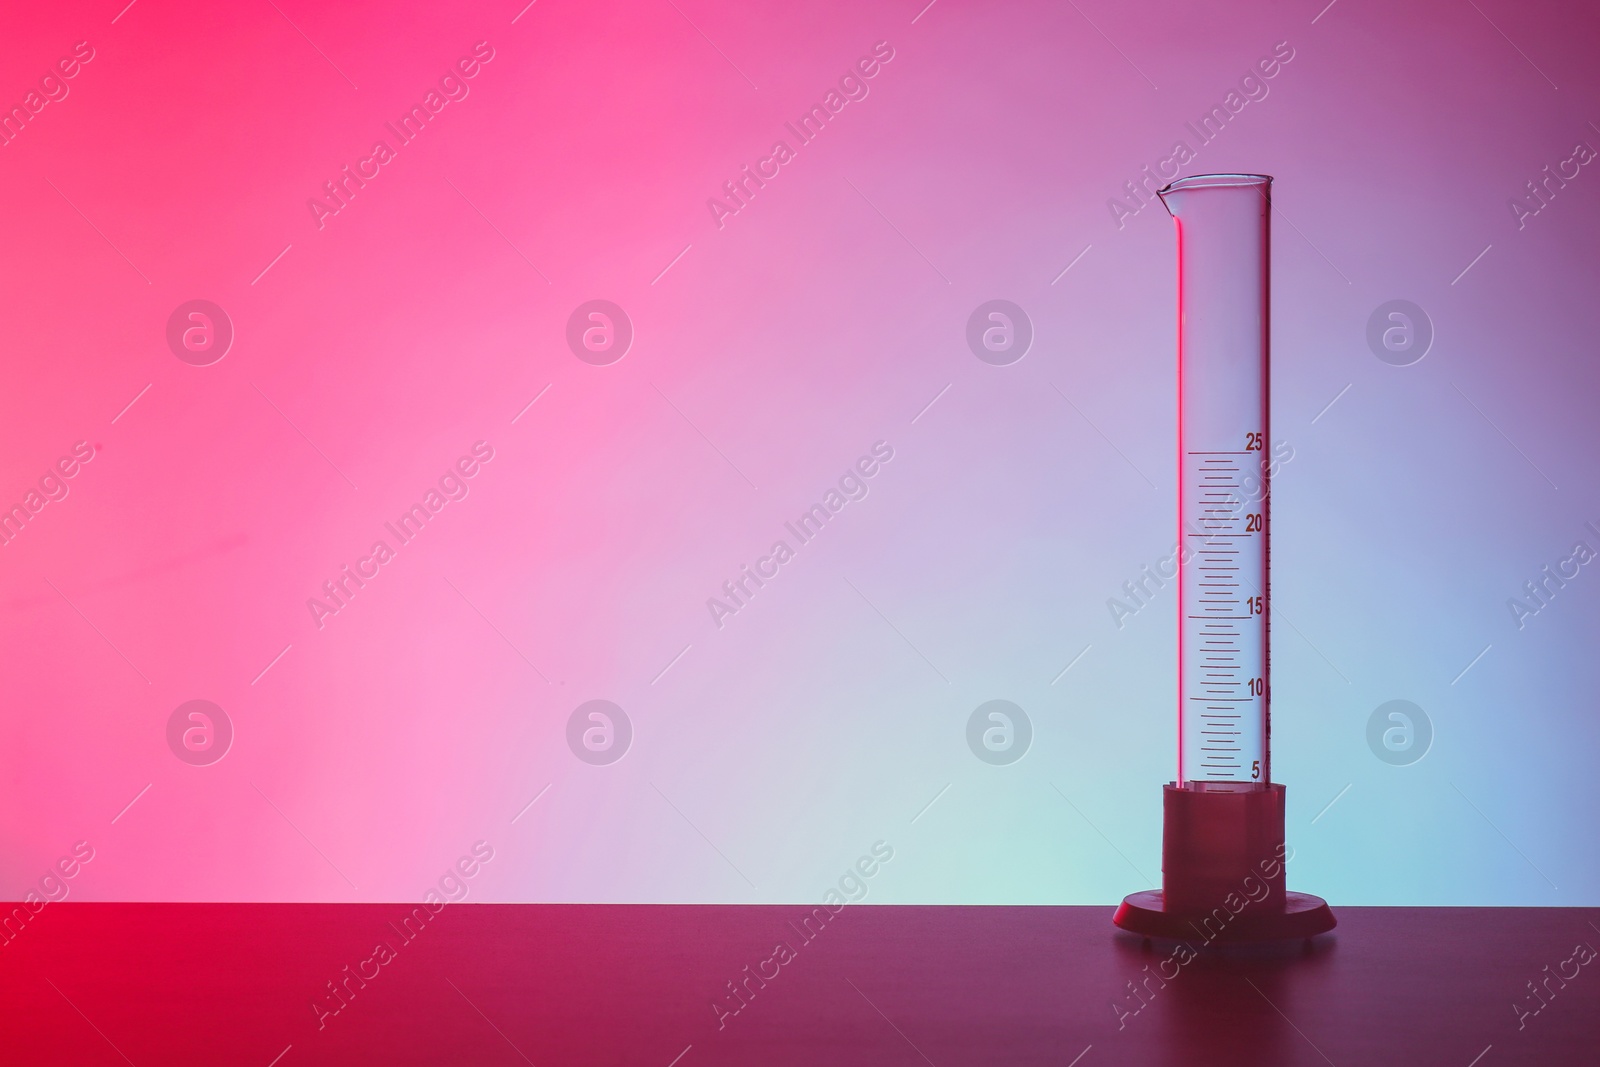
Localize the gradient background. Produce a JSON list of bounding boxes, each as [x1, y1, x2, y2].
[[1, 0, 1596, 907]]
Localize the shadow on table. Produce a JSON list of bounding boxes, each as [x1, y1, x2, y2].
[[1110, 930, 1341, 1065]]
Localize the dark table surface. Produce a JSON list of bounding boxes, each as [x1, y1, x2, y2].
[[1, 903, 1595, 1066]]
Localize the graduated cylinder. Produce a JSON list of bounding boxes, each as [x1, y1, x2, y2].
[[1160, 173, 1272, 787], [1113, 173, 1334, 942]]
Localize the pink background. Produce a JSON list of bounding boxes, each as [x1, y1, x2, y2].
[[2, 0, 1598, 904]]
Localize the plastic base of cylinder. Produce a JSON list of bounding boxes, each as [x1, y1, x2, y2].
[[1113, 889, 1335, 942], [1112, 782, 1336, 943]]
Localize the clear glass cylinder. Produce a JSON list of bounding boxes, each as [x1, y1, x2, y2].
[[1157, 174, 1272, 787]]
